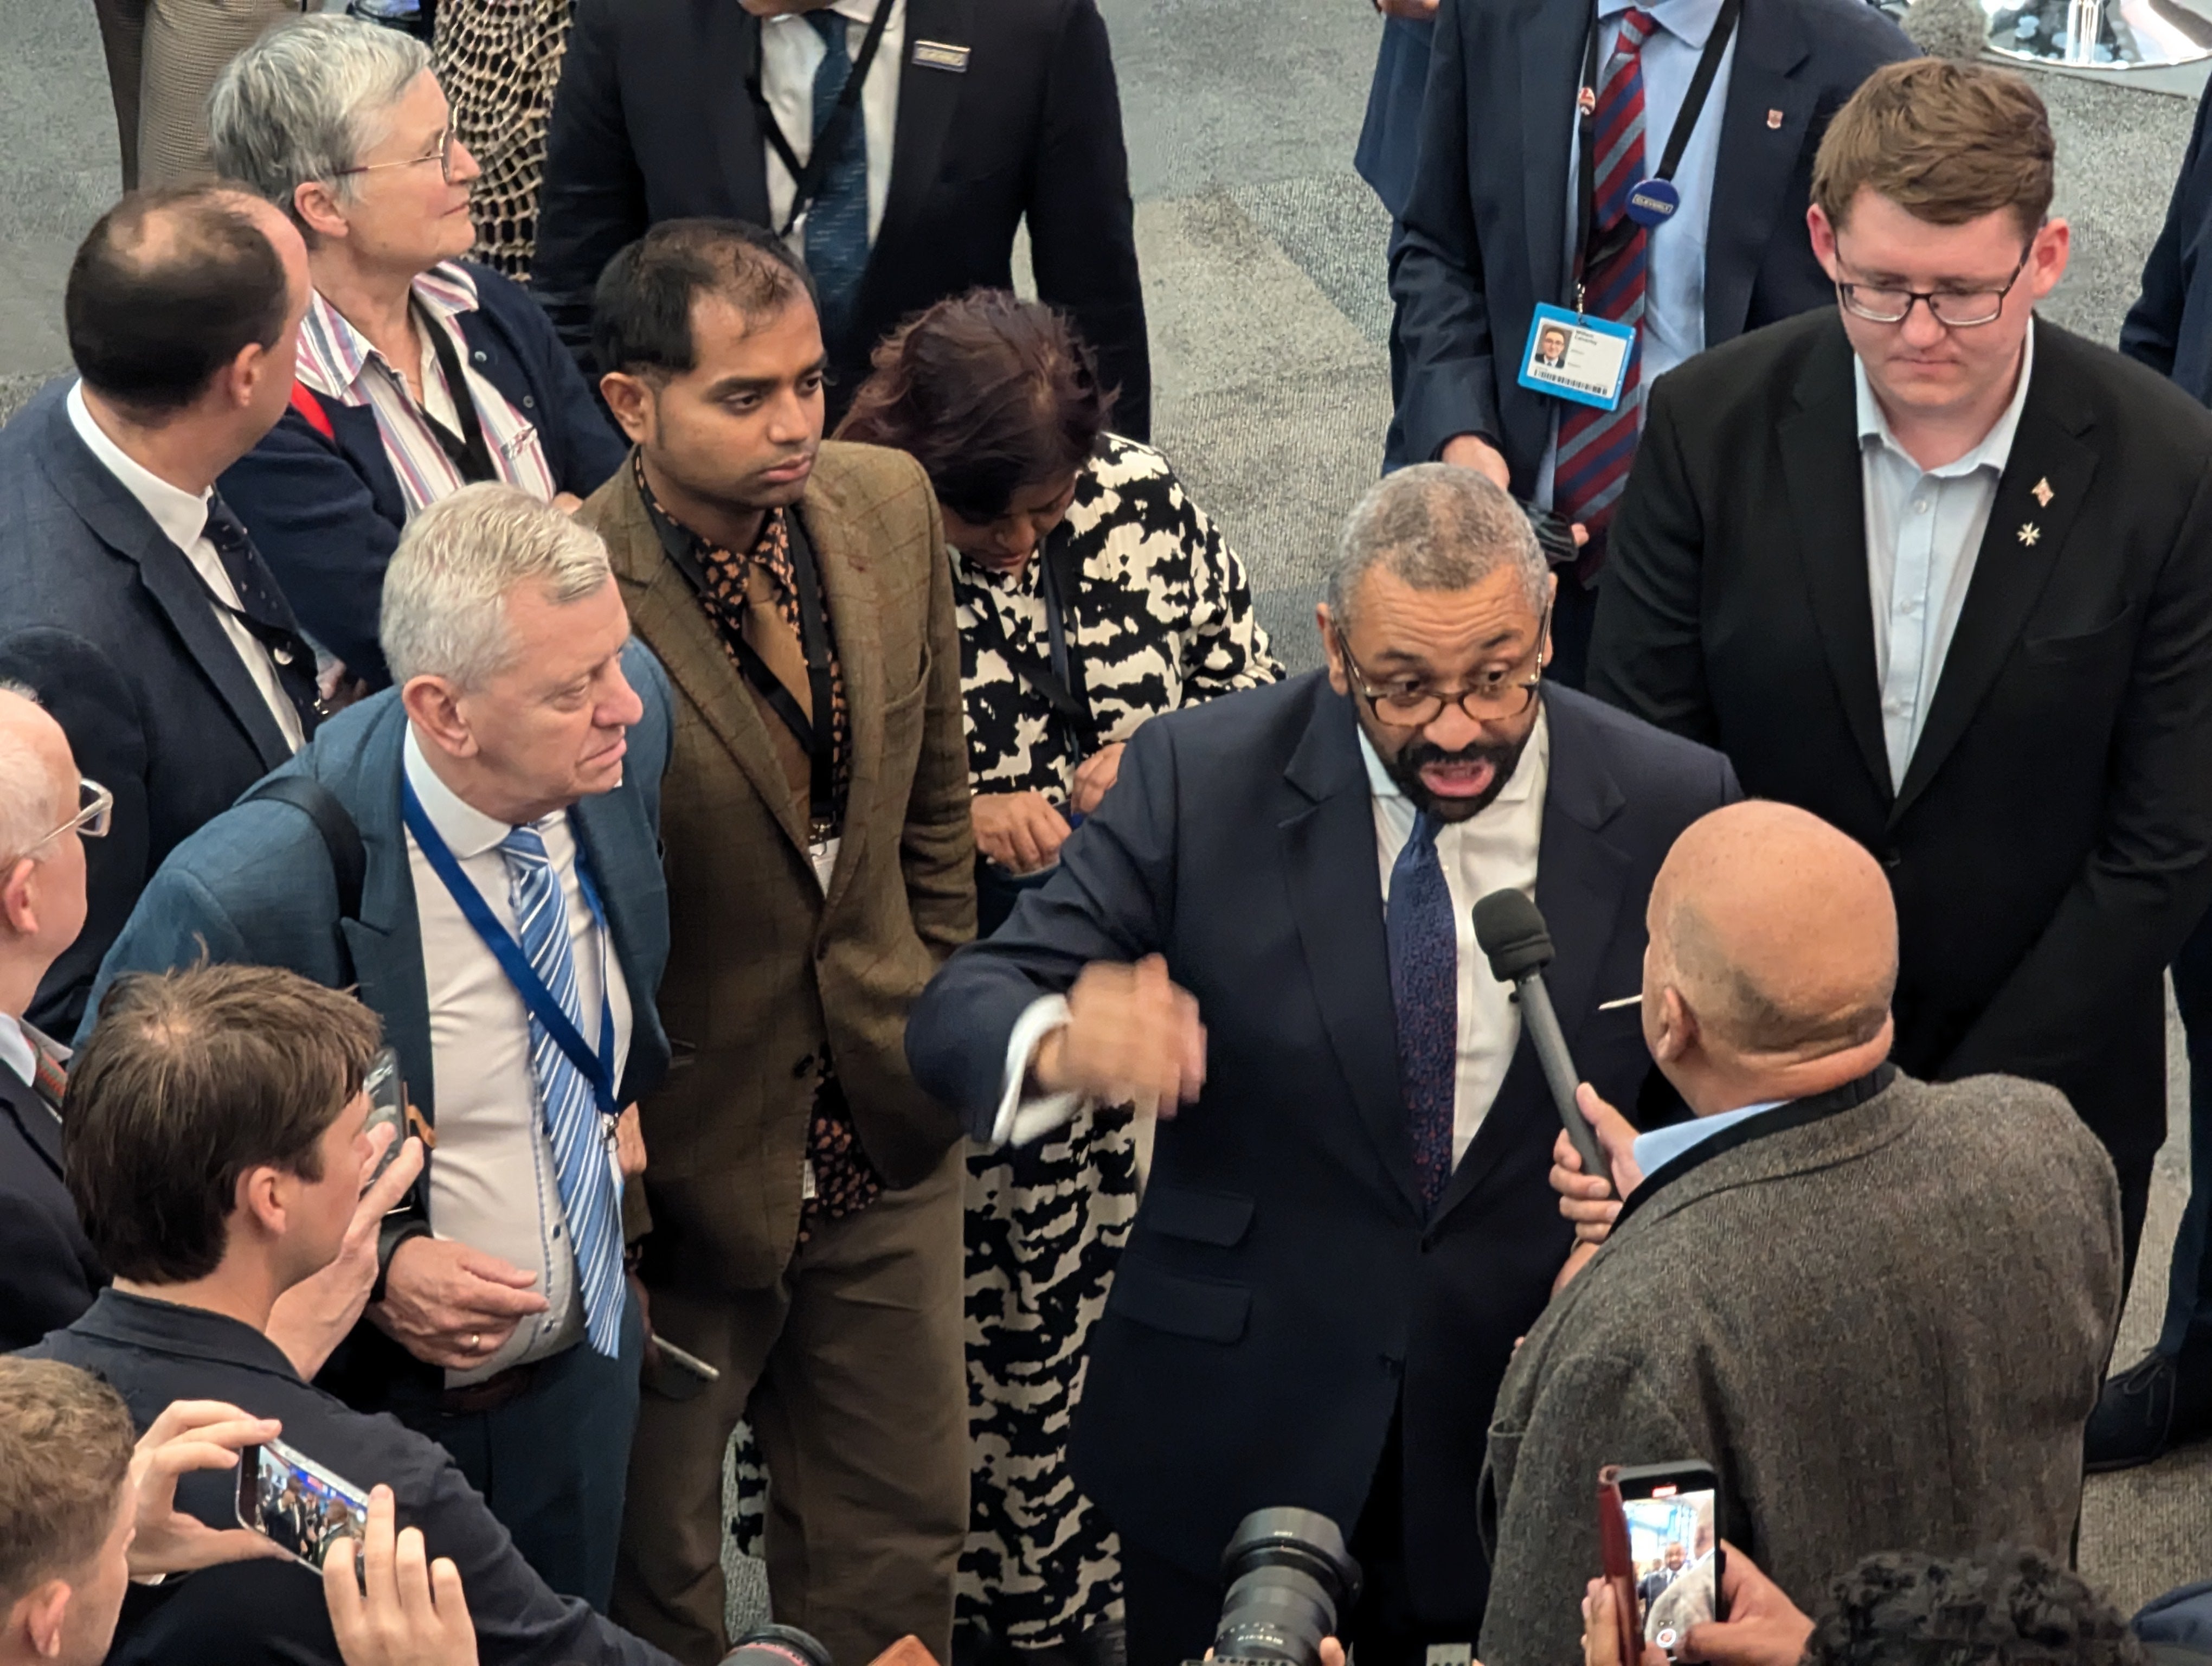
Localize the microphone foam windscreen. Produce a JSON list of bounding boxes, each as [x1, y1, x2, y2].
[[1472, 888, 1555, 983]]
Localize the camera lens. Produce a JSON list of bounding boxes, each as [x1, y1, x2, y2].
[[1205, 1507, 1362, 1666], [722, 1624, 834, 1666]]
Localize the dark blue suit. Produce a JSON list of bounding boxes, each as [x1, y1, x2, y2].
[[0, 380, 310, 1039], [1359, 12, 1438, 460], [0, 1053, 103, 1351], [2120, 84, 2212, 1374], [218, 262, 628, 691], [81, 644, 673, 1607], [1391, 0, 1908, 478], [905, 675, 1738, 1656]]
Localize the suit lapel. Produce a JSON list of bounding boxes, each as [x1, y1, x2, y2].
[[36, 402, 294, 770], [1891, 358, 2095, 822], [0, 1064, 62, 1180], [1279, 695, 1422, 1222], [1705, 0, 1814, 342], [798, 485, 884, 914], [336, 709, 436, 1119], [1778, 329, 1892, 803], [872, 0, 972, 272], [1522, 0, 1582, 319], [720, 6, 775, 226]]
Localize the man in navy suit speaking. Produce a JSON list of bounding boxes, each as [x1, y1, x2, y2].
[[905, 465, 1739, 1666]]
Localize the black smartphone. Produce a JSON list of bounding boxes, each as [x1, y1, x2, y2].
[[361, 1046, 410, 1195], [1610, 1459, 1724, 1659], [234, 1437, 372, 1571]]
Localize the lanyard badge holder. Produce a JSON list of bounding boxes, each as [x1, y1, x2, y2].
[[1517, 0, 1741, 412]]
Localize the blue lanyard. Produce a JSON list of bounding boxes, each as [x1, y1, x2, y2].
[[401, 779, 619, 1120]]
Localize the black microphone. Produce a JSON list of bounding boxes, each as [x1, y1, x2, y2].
[[1471, 889, 1612, 1188]]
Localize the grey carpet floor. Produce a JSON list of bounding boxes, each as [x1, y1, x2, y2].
[[6, 0, 2212, 1623]]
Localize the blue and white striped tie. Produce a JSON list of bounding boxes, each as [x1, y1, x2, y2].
[[498, 825, 624, 1357]]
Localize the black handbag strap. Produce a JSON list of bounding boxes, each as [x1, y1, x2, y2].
[[242, 775, 366, 925]]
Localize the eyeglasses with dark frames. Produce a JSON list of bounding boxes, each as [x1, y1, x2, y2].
[[24, 778, 112, 857], [1834, 242, 2035, 330], [1338, 608, 1551, 728], [336, 124, 464, 186]]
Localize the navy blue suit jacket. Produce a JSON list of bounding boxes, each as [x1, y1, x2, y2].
[[0, 380, 310, 1037], [218, 262, 628, 690], [1357, 16, 1436, 221], [2123, 78, 2212, 405], [905, 676, 1738, 1623], [0, 1056, 103, 1351], [80, 645, 673, 1405], [1391, 0, 1908, 478]]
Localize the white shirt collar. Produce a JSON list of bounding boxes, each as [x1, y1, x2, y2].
[[0, 1011, 35, 1093], [403, 726, 527, 860], [766, 0, 903, 27], [1854, 316, 2037, 479], [1356, 706, 1551, 819], [65, 381, 213, 554]]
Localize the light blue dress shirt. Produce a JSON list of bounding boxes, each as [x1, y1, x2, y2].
[[1630, 1099, 1781, 1178], [1537, 0, 1738, 508], [1857, 321, 2036, 789]]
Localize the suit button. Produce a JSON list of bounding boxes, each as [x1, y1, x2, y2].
[[472, 350, 488, 364], [522, 394, 536, 409]]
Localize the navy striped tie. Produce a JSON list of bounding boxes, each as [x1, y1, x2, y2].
[[1388, 811, 1458, 1211], [804, 10, 871, 350]]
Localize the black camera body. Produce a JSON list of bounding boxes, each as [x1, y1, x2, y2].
[[1190, 1508, 1363, 1666]]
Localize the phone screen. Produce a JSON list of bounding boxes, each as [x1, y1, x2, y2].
[[362, 1047, 408, 1191], [235, 1437, 371, 1571], [1621, 1483, 1718, 1657]]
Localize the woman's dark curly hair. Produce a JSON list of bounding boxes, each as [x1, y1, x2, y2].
[[834, 289, 1115, 522], [1805, 1548, 2146, 1666]]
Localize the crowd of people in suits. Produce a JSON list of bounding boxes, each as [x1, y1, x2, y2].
[[9, 2, 2212, 1666]]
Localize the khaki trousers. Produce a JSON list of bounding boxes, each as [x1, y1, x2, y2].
[[615, 1145, 968, 1666], [91, 0, 302, 188]]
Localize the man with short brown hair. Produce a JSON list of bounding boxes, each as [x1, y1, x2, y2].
[[1587, 59, 2212, 1264]]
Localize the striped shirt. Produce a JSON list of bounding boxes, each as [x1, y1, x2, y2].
[[294, 261, 559, 514]]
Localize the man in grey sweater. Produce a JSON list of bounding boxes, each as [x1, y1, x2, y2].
[[1482, 801, 2123, 1666]]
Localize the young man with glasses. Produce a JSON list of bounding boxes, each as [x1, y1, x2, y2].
[[1587, 58, 2212, 1272], [906, 464, 1738, 1666]]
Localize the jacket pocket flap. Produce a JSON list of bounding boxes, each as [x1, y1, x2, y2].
[[1109, 1255, 1251, 1343], [1144, 1185, 1255, 1246]]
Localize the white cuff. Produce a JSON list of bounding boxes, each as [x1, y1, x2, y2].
[[992, 994, 1084, 1146]]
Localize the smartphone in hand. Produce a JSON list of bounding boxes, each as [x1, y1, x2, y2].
[[235, 1436, 373, 1572], [1597, 1460, 1724, 1661]]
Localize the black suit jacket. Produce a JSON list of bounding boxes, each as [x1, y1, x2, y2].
[[1589, 312, 2212, 1207], [533, 0, 1150, 435], [0, 382, 306, 1035], [1392, 0, 1908, 477], [905, 676, 1738, 1623], [0, 1054, 102, 1351]]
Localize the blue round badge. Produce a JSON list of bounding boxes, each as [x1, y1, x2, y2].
[[1625, 178, 1681, 226]]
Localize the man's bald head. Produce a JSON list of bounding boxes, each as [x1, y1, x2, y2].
[[1648, 802, 1898, 1065], [0, 688, 73, 869]]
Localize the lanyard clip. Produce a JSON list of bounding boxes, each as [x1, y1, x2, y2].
[[1578, 85, 1597, 116]]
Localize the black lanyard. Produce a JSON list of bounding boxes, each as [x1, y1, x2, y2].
[[415, 303, 501, 484], [1570, 0, 1741, 310], [644, 490, 840, 832], [963, 530, 1098, 763], [745, 0, 898, 241]]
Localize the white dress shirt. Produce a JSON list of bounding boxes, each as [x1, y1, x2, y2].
[[1859, 322, 2035, 789], [65, 382, 305, 753], [402, 731, 633, 1385], [761, 0, 905, 254], [991, 712, 1553, 1167], [0, 1011, 38, 1094]]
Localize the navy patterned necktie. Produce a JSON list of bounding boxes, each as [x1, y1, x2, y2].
[[202, 495, 322, 734], [804, 10, 872, 350], [1387, 811, 1458, 1210]]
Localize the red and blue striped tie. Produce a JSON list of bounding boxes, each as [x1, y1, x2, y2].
[[1556, 8, 1656, 579]]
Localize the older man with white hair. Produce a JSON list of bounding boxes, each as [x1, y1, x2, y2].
[[209, 14, 625, 691], [87, 483, 675, 1611]]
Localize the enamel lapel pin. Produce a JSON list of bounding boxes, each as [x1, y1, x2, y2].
[[2033, 477, 2054, 507]]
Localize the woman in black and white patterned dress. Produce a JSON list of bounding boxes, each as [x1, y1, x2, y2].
[[839, 291, 1282, 1666]]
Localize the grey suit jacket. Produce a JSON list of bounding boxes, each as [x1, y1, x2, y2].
[[1477, 1070, 2122, 1666]]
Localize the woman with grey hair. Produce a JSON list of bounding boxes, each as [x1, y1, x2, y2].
[[208, 14, 625, 694]]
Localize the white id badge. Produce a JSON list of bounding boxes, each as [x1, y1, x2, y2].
[[808, 834, 840, 895], [1516, 303, 1636, 411]]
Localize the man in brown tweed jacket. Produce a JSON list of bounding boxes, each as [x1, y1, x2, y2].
[[1486, 800, 2121, 1666], [578, 218, 974, 1666]]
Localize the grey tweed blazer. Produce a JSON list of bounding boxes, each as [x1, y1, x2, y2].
[[1476, 1071, 2123, 1666]]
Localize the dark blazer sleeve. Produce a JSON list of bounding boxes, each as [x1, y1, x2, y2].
[[2120, 79, 2212, 392], [0, 628, 153, 1036], [1939, 465, 2212, 1089], [1584, 371, 1721, 745], [905, 711, 1180, 1135], [475, 265, 628, 492], [0, 1104, 101, 1351], [532, 0, 650, 368], [1390, 0, 1504, 466], [218, 411, 398, 687], [1025, 0, 1151, 441]]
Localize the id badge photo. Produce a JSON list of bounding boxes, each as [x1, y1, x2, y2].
[[1517, 302, 1636, 411]]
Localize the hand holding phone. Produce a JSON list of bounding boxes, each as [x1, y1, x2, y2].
[[129, 1400, 289, 1578], [1596, 1462, 1725, 1662]]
